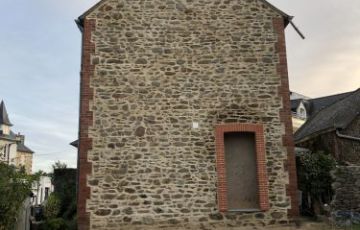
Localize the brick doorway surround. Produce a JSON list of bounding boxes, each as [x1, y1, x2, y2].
[[215, 123, 269, 212]]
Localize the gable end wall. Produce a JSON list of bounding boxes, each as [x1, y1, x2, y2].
[[78, 1, 298, 229]]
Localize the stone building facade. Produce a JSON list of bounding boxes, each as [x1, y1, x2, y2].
[[0, 100, 34, 174], [332, 166, 360, 214], [297, 116, 360, 165], [295, 90, 360, 165], [15, 137, 35, 175], [295, 89, 360, 223], [76, 0, 298, 229]]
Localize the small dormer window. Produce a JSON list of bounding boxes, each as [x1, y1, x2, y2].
[[299, 108, 306, 119], [1, 125, 10, 135]]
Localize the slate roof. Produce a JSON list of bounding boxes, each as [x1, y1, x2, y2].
[[0, 100, 13, 126], [17, 142, 34, 154], [70, 140, 79, 148], [0, 130, 17, 141], [0, 132, 34, 153], [0, 101, 34, 153], [294, 89, 360, 143], [308, 91, 353, 116], [291, 91, 354, 117], [291, 99, 302, 111]]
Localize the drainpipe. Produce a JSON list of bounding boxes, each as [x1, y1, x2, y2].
[[336, 129, 360, 142]]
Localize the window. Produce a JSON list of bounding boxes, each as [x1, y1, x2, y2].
[[299, 108, 306, 118], [215, 123, 269, 212], [40, 187, 43, 203], [45, 187, 49, 200]]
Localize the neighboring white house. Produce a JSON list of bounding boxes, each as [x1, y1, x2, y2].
[[0, 100, 34, 174], [32, 176, 54, 205], [290, 91, 310, 132]]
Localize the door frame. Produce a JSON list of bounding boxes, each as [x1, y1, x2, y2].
[[215, 123, 269, 212]]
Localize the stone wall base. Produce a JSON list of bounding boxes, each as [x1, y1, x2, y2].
[[331, 166, 360, 226]]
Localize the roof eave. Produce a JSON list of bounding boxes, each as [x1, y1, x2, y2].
[[75, 18, 84, 33], [75, 0, 109, 32], [70, 140, 79, 148], [1, 122, 13, 126], [260, 0, 292, 25], [75, 16, 294, 33], [0, 136, 16, 142], [18, 150, 34, 154], [283, 16, 293, 28], [75, 0, 296, 31], [17, 146, 35, 154], [295, 127, 336, 145]]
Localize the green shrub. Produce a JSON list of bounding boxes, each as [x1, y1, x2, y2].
[[40, 218, 66, 230], [43, 194, 61, 219], [297, 151, 336, 215], [65, 216, 78, 230], [0, 163, 36, 230]]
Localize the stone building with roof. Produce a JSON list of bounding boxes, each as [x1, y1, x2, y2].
[[294, 89, 360, 217], [291, 91, 354, 122], [290, 90, 356, 133], [74, 0, 301, 229], [0, 100, 34, 174]]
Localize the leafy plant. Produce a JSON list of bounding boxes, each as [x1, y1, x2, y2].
[[52, 161, 67, 170], [40, 168, 77, 230], [0, 163, 38, 230], [43, 194, 61, 219], [297, 151, 336, 215], [40, 218, 67, 230]]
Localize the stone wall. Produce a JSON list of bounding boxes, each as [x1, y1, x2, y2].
[[332, 166, 360, 212], [78, 0, 297, 229], [337, 116, 360, 164], [0, 139, 17, 165], [15, 151, 33, 174], [0, 139, 10, 163], [297, 116, 360, 165]]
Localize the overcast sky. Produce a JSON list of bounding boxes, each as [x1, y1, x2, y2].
[[0, 0, 359, 172]]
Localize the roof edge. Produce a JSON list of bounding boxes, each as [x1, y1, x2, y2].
[[17, 144, 35, 154], [310, 89, 357, 101], [70, 140, 79, 148], [295, 127, 336, 144], [0, 136, 16, 142], [76, 0, 108, 31], [261, 0, 293, 24], [17, 149, 35, 154], [75, 0, 294, 31]]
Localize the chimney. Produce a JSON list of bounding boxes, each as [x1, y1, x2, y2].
[[16, 133, 25, 144]]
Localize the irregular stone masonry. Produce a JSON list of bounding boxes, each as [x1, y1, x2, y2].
[[78, 0, 298, 229], [332, 166, 360, 213]]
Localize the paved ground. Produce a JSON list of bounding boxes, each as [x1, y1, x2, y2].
[[116, 219, 360, 230], [131, 222, 358, 230], [212, 223, 357, 230], [251, 221, 359, 230]]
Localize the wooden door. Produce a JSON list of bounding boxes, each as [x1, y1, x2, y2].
[[224, 132, 260, 211]]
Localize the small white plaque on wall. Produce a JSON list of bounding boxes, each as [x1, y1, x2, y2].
[[192, 122, 199, 129]]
